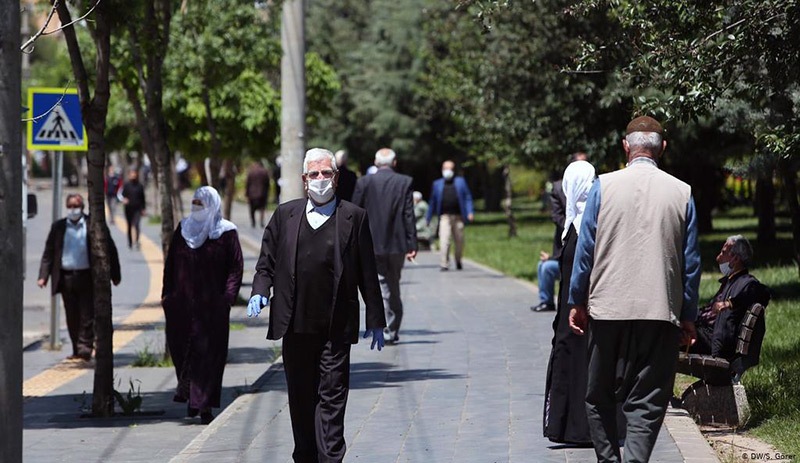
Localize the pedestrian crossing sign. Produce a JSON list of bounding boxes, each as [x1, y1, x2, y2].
[[27, 87, 88, 151]]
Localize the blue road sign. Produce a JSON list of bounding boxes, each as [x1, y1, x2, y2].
[[27, 87, 88, 152]]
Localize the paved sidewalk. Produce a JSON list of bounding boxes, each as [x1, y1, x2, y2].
[[173, 252, 718, 463], [21, 183, 719, 462]]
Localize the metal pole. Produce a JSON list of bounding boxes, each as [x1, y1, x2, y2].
[[49, 152, 62, 350], [279, 0, 306, 202]]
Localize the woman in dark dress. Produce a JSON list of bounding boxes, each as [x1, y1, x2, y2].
[[543, 160, 596, 445], [162, 186, 243, 424]]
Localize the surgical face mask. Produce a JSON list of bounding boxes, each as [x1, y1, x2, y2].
[[190, 204, 212, 222], [67, 208, 82, 221], [719, 261, 732, 276], [307, 178, 335, 204], [442, 169, 454, 180]]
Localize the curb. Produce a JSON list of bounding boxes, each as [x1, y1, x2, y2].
[[170, 358, 285, 462]]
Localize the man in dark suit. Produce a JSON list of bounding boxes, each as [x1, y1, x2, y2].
[[247, 148, 385, 463], [352, 148, 417, 344], [334, 150, 357, 202], [38, 193, 121, 360]]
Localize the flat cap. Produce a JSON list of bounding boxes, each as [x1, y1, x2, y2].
[[626, 116, 663, 135]]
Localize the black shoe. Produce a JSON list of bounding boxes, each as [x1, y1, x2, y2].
[[200, 411, 214, 425], [456, 261, 463, 270], [531, 302, 555, 312], [440, 266, 449, 272], [187, 405, 199, 418]]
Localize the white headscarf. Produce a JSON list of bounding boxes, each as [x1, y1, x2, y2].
[[561, 160, 596, 243], [181, 186, 237, 249]]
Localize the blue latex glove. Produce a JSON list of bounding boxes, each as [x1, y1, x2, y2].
[[363, 328, 385, 351], [247, 295, 268, 318]]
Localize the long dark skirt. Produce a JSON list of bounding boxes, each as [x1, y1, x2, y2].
[[543, 225, 592, 445]]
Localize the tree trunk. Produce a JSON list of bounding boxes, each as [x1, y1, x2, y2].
[[778, 161, 800, 277], [56, 0, 116, 417], [0, 1, 24, 457], [502, 165, 517, 237], [222, 158, 236, 220], [755, 173, 776, 244], [202, 85, 223, 190]]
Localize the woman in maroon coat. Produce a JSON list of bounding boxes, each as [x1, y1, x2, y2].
[[162, 186, 243, 424]]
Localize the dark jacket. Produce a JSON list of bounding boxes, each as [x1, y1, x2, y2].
[[122, 181, 146, 211], [426, 176, 474, 224], [709, 270, 771, 359], [549, 180, 566, 259], [252, 198, 385, 343], [245, 165, 271, 202], [336, 166, 358, 202], [38, 215, 122, 295], [351, 167, 417, 255]]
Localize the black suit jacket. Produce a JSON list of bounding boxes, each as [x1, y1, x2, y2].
[[351, 167, 417, 255], [336, 166, 357, 202], [252, 198, 385, 343], [38, 215, 122, 295]]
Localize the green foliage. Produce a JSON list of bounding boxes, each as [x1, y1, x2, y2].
[[113, 379, 143, 416], [164, 0, 283, 160], [420, 1, 629, 171], [131, 343, 173, 368], [570, 0, 800, 161], [306, 0, 458, 168]]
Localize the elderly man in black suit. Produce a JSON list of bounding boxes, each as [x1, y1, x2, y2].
[[38, 193, 121, 360], [352, 148, 417, 345], [247, 148, 385, 463]]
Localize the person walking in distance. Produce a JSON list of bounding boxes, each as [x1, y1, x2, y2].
[[161, 186, 243, 424], [38, 193, 121, 360], [426, 160, 474, 271], [245, 160, 271, 228], [334, 150, 357, 202], [247, 148, 385, 463], [121, 169, 146, 249], [352, 148, 417, 345], [568, 116, 701, 462], [105, 165, 122, 224]]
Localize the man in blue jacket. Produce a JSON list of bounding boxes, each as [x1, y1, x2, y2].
[[426, 160, 474, 271]]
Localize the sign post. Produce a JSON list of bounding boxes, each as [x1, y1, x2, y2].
[[27, 88, 87, 351]]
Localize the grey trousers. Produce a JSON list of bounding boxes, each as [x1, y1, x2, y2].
[[585, 319, 680, 463], [374, 253, 406, 340]]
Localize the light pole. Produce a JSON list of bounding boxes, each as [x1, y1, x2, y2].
[[279, 0, 306, 202]]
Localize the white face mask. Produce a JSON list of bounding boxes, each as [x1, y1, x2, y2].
[[442, 169, 454, 180], [307, 178, 335, 204], [719, 261, 732, 276], [67, 208, 83, 221], [190, 204, 212, 222]]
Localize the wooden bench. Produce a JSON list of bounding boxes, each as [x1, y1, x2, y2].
[[676, 303, 766, 426]]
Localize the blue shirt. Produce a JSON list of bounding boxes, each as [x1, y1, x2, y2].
[[568, 160, 702, 322], [61, 216, 90, 270]]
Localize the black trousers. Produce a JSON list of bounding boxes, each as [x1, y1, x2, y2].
[[585, 319, 680, 463], [60, 269, 94, 357], [124, 207, 142, 247], [282, 332, 351, 463]]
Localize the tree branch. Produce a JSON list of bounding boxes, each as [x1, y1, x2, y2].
[[21, 0, 103, 53], [20, 0, 60, 53], [20, 82, 74, 122]]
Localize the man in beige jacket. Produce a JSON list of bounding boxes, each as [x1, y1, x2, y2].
[[567, 116, 701, 463]]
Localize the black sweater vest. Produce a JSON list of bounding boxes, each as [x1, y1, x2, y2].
[[292, 213, 336, 334]]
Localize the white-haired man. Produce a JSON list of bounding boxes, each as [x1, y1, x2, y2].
[[248, 148, 386, 462], [352, 148, 417, 344], [568, 116, 701, 462]]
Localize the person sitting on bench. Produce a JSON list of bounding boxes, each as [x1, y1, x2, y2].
[[690, 235, 770, 359]]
